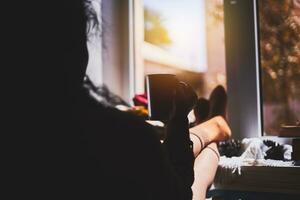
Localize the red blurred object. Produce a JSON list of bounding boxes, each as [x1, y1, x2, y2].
[[133, 93, 148, 107]]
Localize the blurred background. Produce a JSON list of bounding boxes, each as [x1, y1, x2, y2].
[[258, 0, 300, 136], [86, 0, 226, 102], [143, 0, 225, 98], [85, 0, 300, 137]]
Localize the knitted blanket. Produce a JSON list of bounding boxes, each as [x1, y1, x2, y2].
[[218, 138, 294, 175]]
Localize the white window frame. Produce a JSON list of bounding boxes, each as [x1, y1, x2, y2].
[[128, 0, 145, 97]]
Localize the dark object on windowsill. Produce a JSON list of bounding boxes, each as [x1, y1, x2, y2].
[[278, 124, 300, 161], [133, 94, 148, 107], [292, 138, 300, 152], [263, 140, 285, 160], [292, 151, 300, 162], [218, 139, 242, 158], [292, 138, 300, 161], [125, 106, 149, 119], [279, 124, 300, 137]]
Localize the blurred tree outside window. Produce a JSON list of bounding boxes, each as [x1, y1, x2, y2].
[[144, 8, 172, 47], [259, 0, 300, 135]]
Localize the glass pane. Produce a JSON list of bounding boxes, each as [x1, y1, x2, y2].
[[143, 0, 225, 97], [144, 0, 207, 72], [258, 0, 300, 136]]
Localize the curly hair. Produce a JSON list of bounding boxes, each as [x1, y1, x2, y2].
[[84, 0, 101, 37]]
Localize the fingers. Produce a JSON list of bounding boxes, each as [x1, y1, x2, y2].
[[179, 82, 197, 111], [173, 82, 197, 117]]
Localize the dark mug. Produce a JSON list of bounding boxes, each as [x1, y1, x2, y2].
[[146, 74, 179, 121]]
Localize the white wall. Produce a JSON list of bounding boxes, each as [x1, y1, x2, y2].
[[101, 0, 133, 103], [86, 0, 103, 86]]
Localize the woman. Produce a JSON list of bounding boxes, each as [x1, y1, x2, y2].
[[7, 0, 230, 199]]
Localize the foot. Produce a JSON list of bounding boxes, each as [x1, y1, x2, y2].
[[193, 98, 210, 125], [208, 85, 227, 119]]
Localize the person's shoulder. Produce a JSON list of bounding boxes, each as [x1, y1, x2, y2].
[[104, 105, 157, 138], [81, 93, 159, 141]]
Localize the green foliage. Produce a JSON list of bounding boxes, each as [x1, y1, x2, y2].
[[259, 0, 300, 104], [144, 7, 172, 47]]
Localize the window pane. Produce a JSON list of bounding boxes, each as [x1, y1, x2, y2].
[[143, 0, 225, 96], [144, 0, 207, 72], [258, 0, 300, 136]]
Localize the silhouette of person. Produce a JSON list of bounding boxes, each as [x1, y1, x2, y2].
[[6, 1, 231, 199]]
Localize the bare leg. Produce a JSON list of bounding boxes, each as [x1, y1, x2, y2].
[[189, 116, 230, 200], [192, 143, 219, 200], [189, 116, 231, 157]]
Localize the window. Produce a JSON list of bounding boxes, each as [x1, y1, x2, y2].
[[97, 0, 226, 104], [258, 0, 300, 136], [144, 0, 207, 73], [132, 0, 226, 98]]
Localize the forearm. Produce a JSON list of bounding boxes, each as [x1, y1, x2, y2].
[[192, 143, 219, 200], [164, 115, 195, 200], [164, 116, 193, 163]]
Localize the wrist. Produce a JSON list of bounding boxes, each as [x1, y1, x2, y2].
[[165, 116, 190, 144]]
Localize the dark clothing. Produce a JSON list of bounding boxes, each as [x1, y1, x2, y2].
[[70, 89, 195, 199], [5, 0, 195, 199]]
